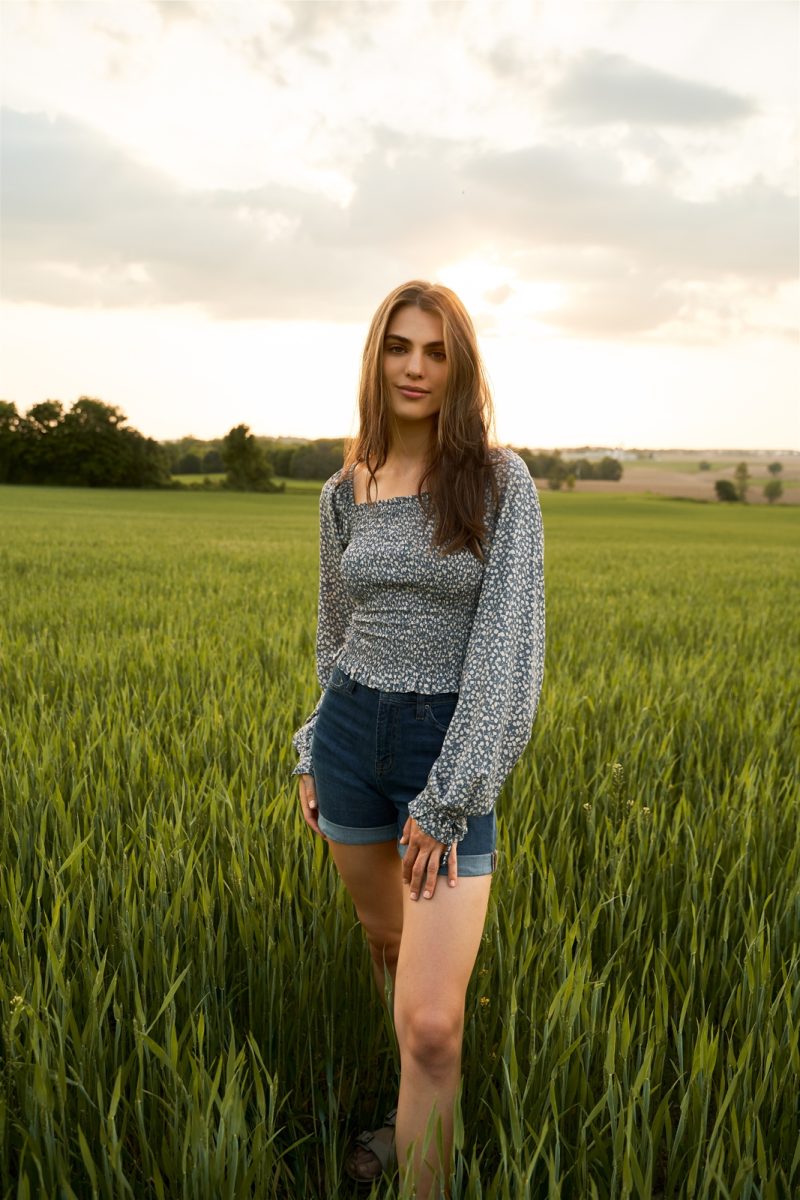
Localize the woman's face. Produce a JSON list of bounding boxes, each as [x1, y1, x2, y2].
[[382, 305, 448, 425]]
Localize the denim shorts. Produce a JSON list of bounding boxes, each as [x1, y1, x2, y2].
[[310, 663, 497, 877]]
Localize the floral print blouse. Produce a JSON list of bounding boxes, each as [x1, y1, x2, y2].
[[290, 447, 545, 848]]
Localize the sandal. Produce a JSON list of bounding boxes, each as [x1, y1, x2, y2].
[[343, 1106, 397, 1184]]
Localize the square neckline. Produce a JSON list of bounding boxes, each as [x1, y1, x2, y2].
[[346, 466, 430, 507]]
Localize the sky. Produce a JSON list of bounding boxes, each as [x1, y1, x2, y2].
[[1, 0, 798, 451]]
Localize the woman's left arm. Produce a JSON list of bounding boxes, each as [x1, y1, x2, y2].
[[407, 450, 546, 851]]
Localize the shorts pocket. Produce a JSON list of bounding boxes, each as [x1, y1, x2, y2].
[[424, 696, 458, 733], [327, 664, 354, 693]]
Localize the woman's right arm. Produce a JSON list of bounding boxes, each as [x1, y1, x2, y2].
[[290, 476, 353, 795]]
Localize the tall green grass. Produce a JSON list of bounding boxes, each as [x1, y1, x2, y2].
[[1, 486, 798, 1198]]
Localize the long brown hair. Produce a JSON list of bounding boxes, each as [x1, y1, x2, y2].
[[341, 280, 501, 561]]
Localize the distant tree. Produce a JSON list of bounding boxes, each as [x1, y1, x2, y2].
[[176, 452, 203, 474], [289, 439, 346, 481], [202, 449, 223, 473], [764, 479, 783, 505], [767, 461, 782, 476], [565, 472, 576, 491], [546, 454, 567, 491], [0, 400, 21, 482], [59, 398, 130, 486], [715, 480, 739, 502], [18, 400, 67, 481], [698, 460, 711, 471], [733, 461, 750, 502], [221, 424, 276, 491], [115, 426, 172, 487], [268, 445, 296, 477], [596, 455, 623, 481], [571, 457, 593, 481]]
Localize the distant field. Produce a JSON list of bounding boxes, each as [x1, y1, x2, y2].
[[1, 484, 798, 1198], [171, 474, 321, 494], [540, 457, 799, 504], [175, 460, 800, 504], [170, 471, 226, 484]]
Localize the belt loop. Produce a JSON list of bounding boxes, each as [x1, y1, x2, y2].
[[416, 693, 426, 720]]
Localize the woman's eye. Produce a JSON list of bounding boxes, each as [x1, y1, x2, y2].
[[386, 345, 448, 357]]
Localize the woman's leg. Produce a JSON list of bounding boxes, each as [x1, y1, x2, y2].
[[394, 876, 492, 1200], [327, 838, 404, 995], [328, 839, 405, 1180]]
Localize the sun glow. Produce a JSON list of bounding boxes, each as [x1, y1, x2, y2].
[[437, 258, 567, 338]]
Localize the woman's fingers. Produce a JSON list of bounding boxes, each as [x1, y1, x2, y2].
[[409, 843, 441, 901], [399, 816, 412, 845], [401, 839, 418, 885], [420, 851, 441, 901], [298, 774, 326, 838], [402, 819, 448, 900], [447, 842, 458, 888]]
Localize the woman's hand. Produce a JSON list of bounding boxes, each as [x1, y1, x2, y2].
[[298, 773, 326, 839], [399, 817, 457, 900]]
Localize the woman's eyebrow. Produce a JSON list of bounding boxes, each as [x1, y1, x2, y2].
[[384, 334, 445, 349]]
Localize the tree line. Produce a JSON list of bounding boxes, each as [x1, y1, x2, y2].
[[0, 397, 625, 492], [0, 399, 171, 488], [0, 399, 285, 492]]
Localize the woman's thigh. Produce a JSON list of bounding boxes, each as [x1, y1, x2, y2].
[[327, 839, 404, 948], [394, 876, 492, 1027]]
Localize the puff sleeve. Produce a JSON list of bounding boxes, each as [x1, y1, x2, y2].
[[290, 476, 354, 777], [407, 451, 545, 845]]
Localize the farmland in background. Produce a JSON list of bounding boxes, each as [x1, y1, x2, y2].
[[171, 454, 800, 504], [1, 484, 798, 1198]]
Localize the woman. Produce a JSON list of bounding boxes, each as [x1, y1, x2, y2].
[[290, 280, 545, 1198]]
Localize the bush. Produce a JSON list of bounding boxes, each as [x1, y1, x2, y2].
[[734, 462, 750, 502], [764, 479, 783, 505], [715, 480, 739, 502]]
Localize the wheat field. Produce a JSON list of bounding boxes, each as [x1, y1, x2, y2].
[[1, 484, 798, 1199]]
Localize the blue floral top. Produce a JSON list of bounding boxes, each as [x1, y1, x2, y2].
[[290, 447, 545, 847]]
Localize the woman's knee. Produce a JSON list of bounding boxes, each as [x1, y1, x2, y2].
[[396, 1004, 464, 1070], [365, 926, 401, 972]]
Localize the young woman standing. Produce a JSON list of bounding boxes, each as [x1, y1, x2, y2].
[[290, 280, 545, 1198]]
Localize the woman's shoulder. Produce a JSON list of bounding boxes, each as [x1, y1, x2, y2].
[[488, 446, 536, 495], [320, 463, 354, 502]]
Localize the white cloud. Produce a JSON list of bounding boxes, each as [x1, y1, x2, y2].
[[3, 106, 795, 341]]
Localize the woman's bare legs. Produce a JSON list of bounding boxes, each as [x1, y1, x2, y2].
[[327, 839, 404, 994], [327, 840, 491, 1198], [393, 876, 491, 1200], [327, 840, 405, 1180]]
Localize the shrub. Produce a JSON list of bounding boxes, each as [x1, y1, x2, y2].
[[715, 480, 738, 502]]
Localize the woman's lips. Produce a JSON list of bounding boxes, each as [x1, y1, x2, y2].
[[398, 386, 429, 397]]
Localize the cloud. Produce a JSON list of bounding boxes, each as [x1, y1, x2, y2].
[[151, 1, 202, 26], [2, 106, 796, 338], [461, 142, 796, 282], [549, 49, 757, 127]]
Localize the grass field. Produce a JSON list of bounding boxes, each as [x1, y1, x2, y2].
[[1, 484, 798, 1199]]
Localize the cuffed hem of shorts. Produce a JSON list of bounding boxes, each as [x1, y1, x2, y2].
[[397, 844, 497, 877], [317, 814, 397, 845]]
